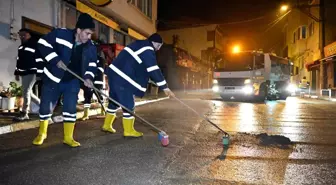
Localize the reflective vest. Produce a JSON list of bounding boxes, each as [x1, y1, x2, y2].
[[299, 79, 308, 88]]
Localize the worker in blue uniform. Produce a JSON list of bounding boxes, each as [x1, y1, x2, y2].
[[32, 13, 97, 147], [103, 33, 175, 137], [81, 48, 106, 120]]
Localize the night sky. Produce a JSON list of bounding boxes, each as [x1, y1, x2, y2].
[[158, 0, 287, 53]]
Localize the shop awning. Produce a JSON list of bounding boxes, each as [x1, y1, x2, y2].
[[306, 54, 336, 71], [306, 60, 320, 71], [321, 54, 336, 62]]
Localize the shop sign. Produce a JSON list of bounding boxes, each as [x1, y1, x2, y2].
[[76, 0, 119, 30], [324, 41, 336, 57]]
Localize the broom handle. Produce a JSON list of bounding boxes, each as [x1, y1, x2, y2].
[[172, 96, 229, 135]]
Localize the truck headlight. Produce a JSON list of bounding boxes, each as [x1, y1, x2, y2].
[[242, 86, 253, 94], [212, 85, 219, 92], [244, 79, 251, 84], [286, 84, 297, 93], [213, 79, 218, 84]]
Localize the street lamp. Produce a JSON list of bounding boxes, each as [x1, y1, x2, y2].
[[280, 5, 289, 12], [232, 45, 241, 54]]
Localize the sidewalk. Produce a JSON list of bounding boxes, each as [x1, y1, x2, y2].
[[303, 94, 336, 102], [0, 94, 169, 135]]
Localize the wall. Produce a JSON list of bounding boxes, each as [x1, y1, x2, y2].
[[158, 25, 217, 59], [0, 0, 57, 88], [93, 0, 157, 37], [324, 0, 336, 46], [285, 6, 321, 88]]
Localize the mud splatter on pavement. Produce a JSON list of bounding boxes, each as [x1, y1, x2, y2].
[[230, 132, 293, 149]]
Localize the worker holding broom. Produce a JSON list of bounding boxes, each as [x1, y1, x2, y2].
[[32, 13, 97, 147], [103, 33, 174, 137], [81, 45, 106, 120]]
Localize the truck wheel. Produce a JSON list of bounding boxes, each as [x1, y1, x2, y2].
[[255, 85, 267, 102], [279, 93, 289, 100]]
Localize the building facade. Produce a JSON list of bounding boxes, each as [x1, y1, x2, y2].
[[0, 0, 157, 91], [283, 0, 321, 94], [283, 0, 336, 95], [157, 25, 227, 89], [158, 25, 225, 60]]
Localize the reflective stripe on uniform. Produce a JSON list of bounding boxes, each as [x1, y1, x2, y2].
[[56, 38, 73, 49], [24, 47, 35, 53], [35, 58, 44, 62], [84, 104, 91, 108], [63, 112, 76, 117], [85, 71, 95, 78], [109, 64, 146, 92], [45, 52, 58, 62], [124, 47, 142, 64], [156, 80, 167, 86], [134, 46, 154, 55], [147, 65, 159, 72], [43, 67, 61, 83], [94, 81, 104, 85], [89, 62, 97, 67], [38, 38, 53, 48]]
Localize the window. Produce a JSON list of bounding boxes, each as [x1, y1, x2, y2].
[[90, 20, 110, 44], [114, 30, 125, 45], [132, 0, 152, 19], [309, 22, 314, 37], [125, 35, 135, 45], [293, 26, 307, 42], [22, 17, 53, 36], [98, 23, 109, 43], [65, 5, 79, 29], [301, 26, 307, 39], [293, 32, 296, 43]]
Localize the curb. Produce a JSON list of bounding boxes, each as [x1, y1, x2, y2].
[[0, 97, 169, 135], [303, 94, 336, 102]]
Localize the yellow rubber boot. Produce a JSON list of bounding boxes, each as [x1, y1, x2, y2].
[[32, 120, 49, 145], [102, 113, 116, 133], [63, 122, 80, 147], [81, 107, 90, 121], [122, 118, 143, 137]]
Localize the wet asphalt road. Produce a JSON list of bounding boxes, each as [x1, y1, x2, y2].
[[0, 93, 336, 185]]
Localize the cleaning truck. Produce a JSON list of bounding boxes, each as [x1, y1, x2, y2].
[[212, 51, 296, 101]]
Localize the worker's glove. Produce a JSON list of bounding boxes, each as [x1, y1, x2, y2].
[[163, 88, 175, 98], [57, 61, 67, 70]]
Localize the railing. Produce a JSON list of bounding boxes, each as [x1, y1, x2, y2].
[[321, 89, 336, 98]]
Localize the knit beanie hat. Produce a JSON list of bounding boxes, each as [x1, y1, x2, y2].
[[76, 13, 95, 29], [148, 33, 163, 44]]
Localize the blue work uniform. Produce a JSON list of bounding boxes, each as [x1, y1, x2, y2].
[[37, 28, 97, 123], [83, 55, 105, 108], [105, 40, 168, 118]]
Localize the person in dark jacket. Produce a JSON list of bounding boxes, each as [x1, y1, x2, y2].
[[32, 13, 97, 147], [13, 28, 43, 121], [102, 33, 174, 137], [81, 47, 106, 120]]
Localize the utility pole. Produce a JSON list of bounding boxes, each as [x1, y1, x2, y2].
[[320, 0, 326, 90]]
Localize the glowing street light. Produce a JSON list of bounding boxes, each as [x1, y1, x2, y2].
[[232, 45, 241, 54], [280, 5, 289, 12]]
